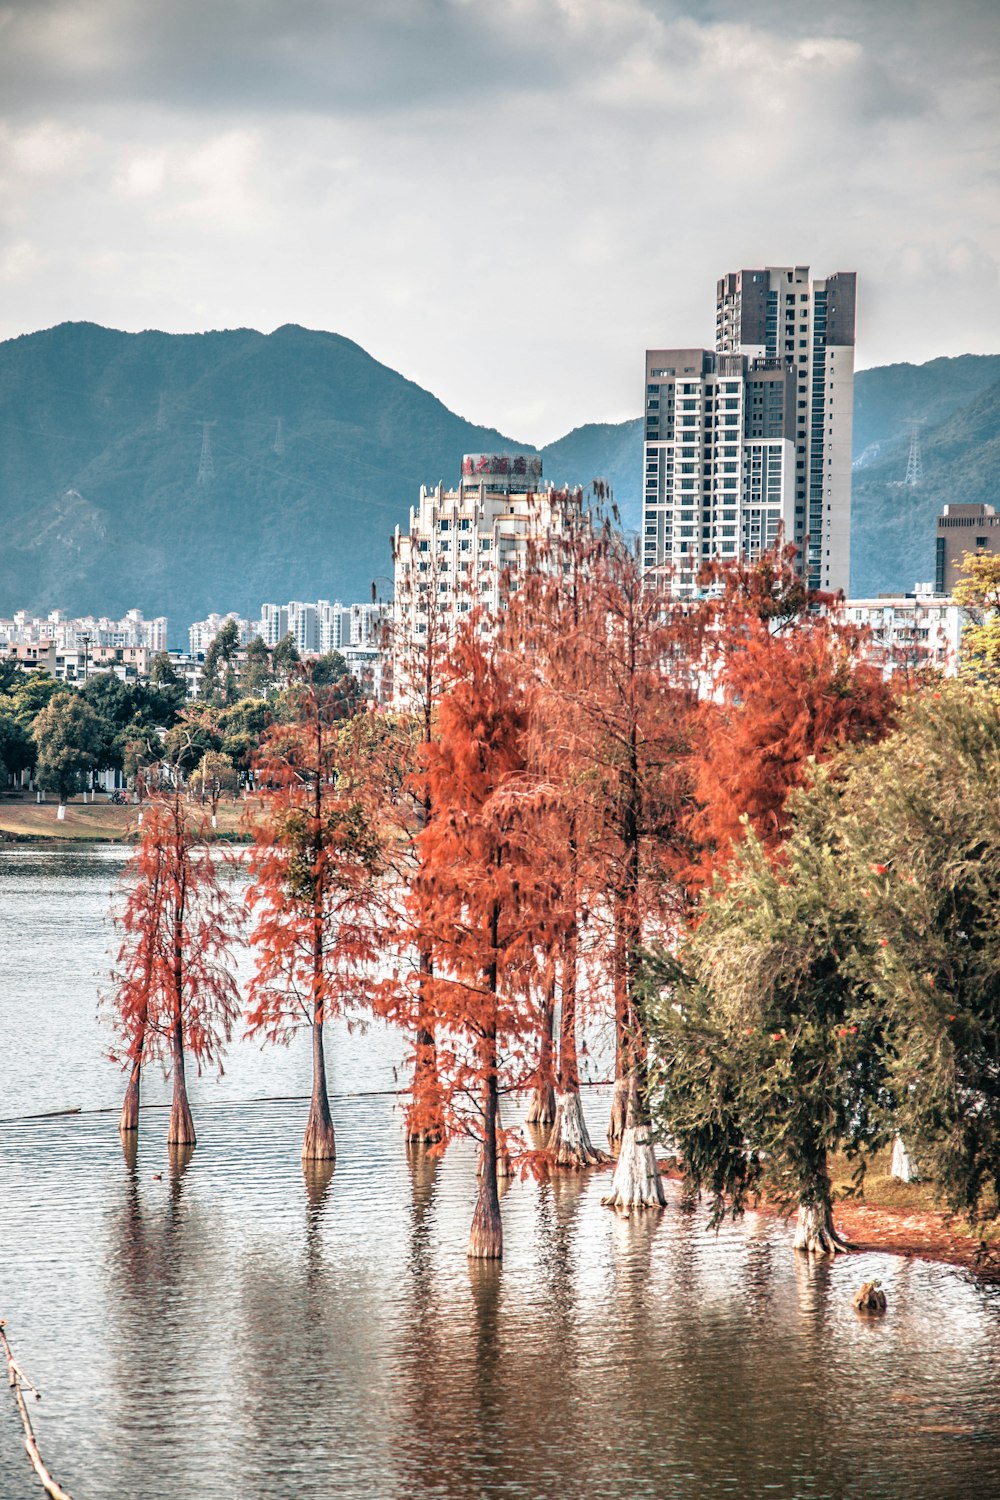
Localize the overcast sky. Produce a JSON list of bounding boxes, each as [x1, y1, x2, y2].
[[0, 0, 997, 444]]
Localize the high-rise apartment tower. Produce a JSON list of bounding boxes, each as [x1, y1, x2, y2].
[[717, 266, 856, 592], [642, 266, 856, 595]]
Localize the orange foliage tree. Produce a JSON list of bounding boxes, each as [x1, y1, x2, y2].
[[507, 514, 702, 1202], [108, 785, 241, 1146], [499, 494, 608, 1167], [689, 549, 897, 886], [413, 629, 564, 1258], [381, 539, 462, 1143], [246, 665, 382, 1162]]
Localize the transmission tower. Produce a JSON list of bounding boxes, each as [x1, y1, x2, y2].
[[196, 421, 216, 486], [156, 391, 167, 432], [904, 419, 924, 486], [273, 416, 285, 456]]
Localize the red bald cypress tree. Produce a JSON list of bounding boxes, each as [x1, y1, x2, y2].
[[502, 510, 703, 1200], [108, 786, 241, 1146], [500, 498, 607, 1168], [689, 550, 897, 887], [413, 629, 562, 1258], [246, 664, 381, 1161], [384, 536, 462, 1144]]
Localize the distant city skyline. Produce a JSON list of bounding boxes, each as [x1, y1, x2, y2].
[[0, 1, 997, 446]]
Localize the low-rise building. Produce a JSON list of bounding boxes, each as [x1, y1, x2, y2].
[[844, 585, 964, 677], [0, 640, 155, 683]]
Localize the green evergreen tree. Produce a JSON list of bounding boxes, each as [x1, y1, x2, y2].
[[32, 693, 103, 803], [838, 682, 1000, 1226], [241, 636, 273, 699], [200, 619, 241, 706], [0, 711, 35, 786], [647, 789, 891, 1254], [149, 651, 188, 716], [271, 631, 300, 680]]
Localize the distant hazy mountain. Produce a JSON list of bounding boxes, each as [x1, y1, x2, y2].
[[851, 354, 1000, 469], [541, 418, 645, 531], [0, 322, 528, 641], [850, 373, 1000, 597], [0, 323, 996, 632]]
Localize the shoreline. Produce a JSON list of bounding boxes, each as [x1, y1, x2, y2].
[[0, 798, 247, 843], [657, 1162, 1000, 1276]]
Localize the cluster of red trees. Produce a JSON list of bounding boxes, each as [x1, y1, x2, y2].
[[109, 515, 897, 1260]]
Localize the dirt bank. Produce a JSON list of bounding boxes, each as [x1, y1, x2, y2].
[[0, 798, 248, 842]]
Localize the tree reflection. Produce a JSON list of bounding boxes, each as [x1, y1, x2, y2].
[[302, 1158, 334, 1292], [103, 1125, 210, 1498]]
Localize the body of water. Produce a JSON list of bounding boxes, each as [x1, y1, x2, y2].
[[2, 845, 999, 1500]]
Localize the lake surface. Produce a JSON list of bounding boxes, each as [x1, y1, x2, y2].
[[2, 845, 1000, 1500]]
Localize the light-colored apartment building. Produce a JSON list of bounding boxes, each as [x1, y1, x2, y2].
[[187, 612, 258, 654], [844, 586, 964, 677], [643, 266, 856, 597], [717, 266, 856, 594], [0, 608, 168, 653], [642, 347, 797, 595], [391, 452, 580, 703]]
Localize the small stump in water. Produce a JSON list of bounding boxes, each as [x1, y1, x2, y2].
[[853, 1280, 887, 1314]]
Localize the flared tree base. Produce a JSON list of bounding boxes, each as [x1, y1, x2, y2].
[[525, 1084, 556, 1126], [549, 1090, 608, 1168], [792, 1202, 851, 1255], [302, 1104, 336, 1162], [890, 1135, 920, 1183], [406, 1121, 444, 1147], [468, 1193, 503, 1260], [119, 1074, 141, 1134], [167, 1093, 196, 1147], [601, 1124, 666, 1212]]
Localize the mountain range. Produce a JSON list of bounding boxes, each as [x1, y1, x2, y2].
[[0, 322, 997, 637]]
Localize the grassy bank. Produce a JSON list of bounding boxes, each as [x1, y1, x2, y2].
[[0, 798, 248, 843]]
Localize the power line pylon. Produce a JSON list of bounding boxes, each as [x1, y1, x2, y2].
[[904, 419, 924, 486], [273, 416, 285, 456], [196, 421, 216, 486], [156, 392, 167, 432]]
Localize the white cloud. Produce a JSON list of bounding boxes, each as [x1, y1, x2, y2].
[[0, 0, 996, 441]]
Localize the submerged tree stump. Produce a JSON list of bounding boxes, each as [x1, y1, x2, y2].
[[853, 1280, 888, 1314]]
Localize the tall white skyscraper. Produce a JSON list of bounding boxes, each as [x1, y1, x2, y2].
[[716, 266, 856, 594], [642, 266, 856, 596]]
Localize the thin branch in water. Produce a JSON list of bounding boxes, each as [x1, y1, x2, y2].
[[0, 1319, 75, 1500]]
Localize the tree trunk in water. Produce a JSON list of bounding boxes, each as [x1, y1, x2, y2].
[[469, 1067, 503, 1260], [890, 1135, 920, 1182], [526, 1081, 556, 1126], [167, 1020, 196, 1146], [549, 930, 604, 1166], [406, 936, 443, 1143], [526, 982, 556, 1125], [602, 1079, 664, 1211], [792, 1201, 851, 1255], [119, 1029, 144, 1133], [550, 1089, 606, 1168], [407, 1023, 444, 1144], [302, 1007, 336, 1160], [608, 900, 631, 1146], [607, 1077, 629, 1148]]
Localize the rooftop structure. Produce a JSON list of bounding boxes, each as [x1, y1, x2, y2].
[[936, 503, 1000, 594]]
